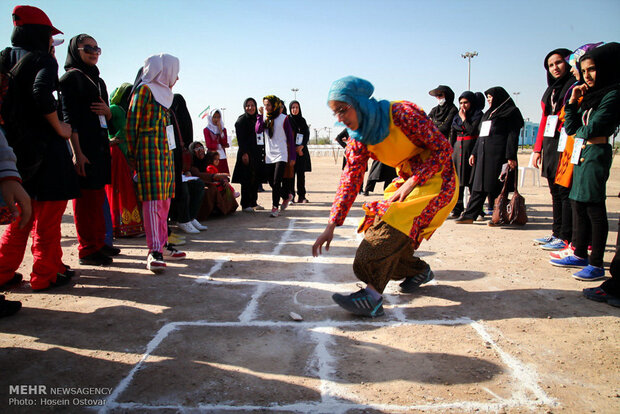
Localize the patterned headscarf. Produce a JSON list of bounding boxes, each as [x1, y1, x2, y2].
[[327, 76, 390, 146], [262, 94, 282, 137]]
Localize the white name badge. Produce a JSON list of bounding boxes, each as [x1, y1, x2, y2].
[[296, 133, 303, 145], [544, 115, 559, 137], [256, 132, 264, 145], [166, 125, 176, 150], [479, 120, 492, 137], [99, 115, 107, 129], [570, 138, 584, 164], [557, 128, 568, 152]]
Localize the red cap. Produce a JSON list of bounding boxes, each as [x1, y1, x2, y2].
[[12, 5, 62, 35]]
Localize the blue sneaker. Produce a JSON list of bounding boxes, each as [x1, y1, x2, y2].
[[533, 234, 555, 245], [573, 265, 606, 281], [332, 288, 384, 317], [549, 255, 588, 268], [541, 238, 567, 251]]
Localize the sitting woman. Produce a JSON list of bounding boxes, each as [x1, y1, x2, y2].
[[189, 142, 238, 219], [313, 76, 457, 317], [203, 108, 230, 174]]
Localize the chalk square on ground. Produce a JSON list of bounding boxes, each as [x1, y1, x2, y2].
[[327, 324, 514, 406], [113, 326, 321, 407]]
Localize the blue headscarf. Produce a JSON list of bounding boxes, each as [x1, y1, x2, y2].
[[327, 76, 390, 145]]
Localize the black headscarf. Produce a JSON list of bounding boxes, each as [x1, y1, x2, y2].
[[189, 141, 208, 172], [235, 97, 257, 142], [64, 34, 99, 81], [428, 85, 457, 124], [541, 48, 575, 115], [10, 24, 52, 52], [482, 87, 524, 129], [288, 100, 308, 133], [580, 42, 620, 111], [170, 94, 193, 147], [452, 91, 483, 129], [475, 92, 486, 111]]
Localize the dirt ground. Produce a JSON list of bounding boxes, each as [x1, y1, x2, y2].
[[0, 151, 619, 414]]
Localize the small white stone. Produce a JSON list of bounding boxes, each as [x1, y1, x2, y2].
[[289, 312, 303, 321]]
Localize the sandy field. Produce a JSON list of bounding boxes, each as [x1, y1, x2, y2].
[[0, 151, 618, 414]]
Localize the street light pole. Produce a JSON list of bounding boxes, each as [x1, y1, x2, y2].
[[291, 88, 299, 100], [461, 51, 478, 90]]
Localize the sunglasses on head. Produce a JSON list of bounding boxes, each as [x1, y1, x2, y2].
[[78, 45, 101, 55]]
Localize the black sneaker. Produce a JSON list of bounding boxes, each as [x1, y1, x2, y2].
[[332, 288, 384, 317], [100, 245, 121, 257], [0, 295, 22, 317], [79, 251, 113, 266], [32, 274, 73, 292], [60, 265, 76, 278], [0, 272, 23, 290], [400, 266, 435, 293]]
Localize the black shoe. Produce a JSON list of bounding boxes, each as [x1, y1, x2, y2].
[[32, 274, 73, 292], [0, 295, 22, 317], [100, 245, 121, 257], [455, 216, 474, 224], [363, 191, 370, 196], [79, 251, 113, 266], [60, 265, 76, 278], [257, 185, 265, 193], [449, 210, 462, 219], [332, 288, 384, 317], [400, 267, 435, 293], [0, 272, 23, 290]]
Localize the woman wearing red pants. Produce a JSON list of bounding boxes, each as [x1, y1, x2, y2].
[[0, 5, 79, 291]]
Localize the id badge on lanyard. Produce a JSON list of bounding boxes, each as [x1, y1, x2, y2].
[[479, 120, 492, 137], [295, 133, 303, 145], [570, 138, 584, 164], [557, 128, 568, 152], [256, 132, 264, 145], [543, 115, 559, 137], [166, 125, 176, 150]]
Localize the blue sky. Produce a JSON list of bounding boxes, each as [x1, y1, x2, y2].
[[2, 0, 619, 141]]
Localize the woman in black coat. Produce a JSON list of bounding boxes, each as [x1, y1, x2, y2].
[[232, 97, 263, 211], [428, 85, 458, 139], [288, 100, 311, 203], [0, 6, 79, 291], [456, 87, 523, 223], [59, 34, 113, 265], [449, 91, 483, 217]]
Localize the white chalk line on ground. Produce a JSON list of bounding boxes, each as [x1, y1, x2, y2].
[[100, 217, 557, 413], [100, 318, 556, 413]]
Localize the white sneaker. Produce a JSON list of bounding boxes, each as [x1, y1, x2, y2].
[[270, 207, 279, 217], [253, 205, 265, 211], [147, 252, 166, 273], [243, 207, 254, 212], [178, 221, 200, 234], [190, 219, 208, 231], [163, 244, 187, 260]]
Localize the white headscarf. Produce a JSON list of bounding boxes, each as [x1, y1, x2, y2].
[[206, 108, 224, 134], [138, 53, 180, 109]]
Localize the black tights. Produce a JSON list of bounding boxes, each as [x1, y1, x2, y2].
[[572, 200, 608, 268], [267, 162, 289, 208]]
